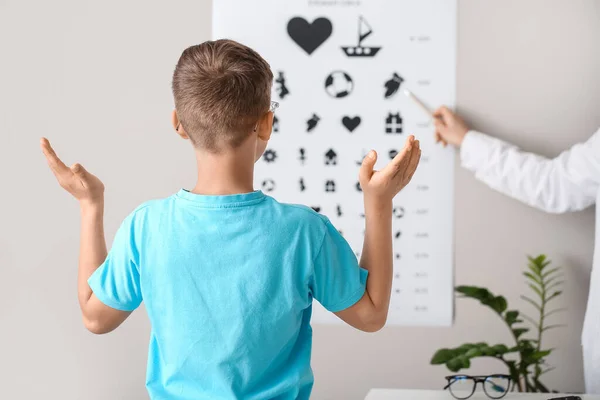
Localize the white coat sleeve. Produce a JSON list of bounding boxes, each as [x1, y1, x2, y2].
[[460, 129, 600, 213]]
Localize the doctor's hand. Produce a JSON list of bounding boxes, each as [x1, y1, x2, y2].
[[41, 138, 105, 207], [433, 106, 470, 147]]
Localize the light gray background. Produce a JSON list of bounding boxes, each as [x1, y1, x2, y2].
[[0, 1, 598, 399]]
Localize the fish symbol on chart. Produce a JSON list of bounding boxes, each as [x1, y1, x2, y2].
[[336, 205, 343, 217], [299, 178, 306, 192], [384, 73, 404, 99], [275, 71, 290, 99], [273, 115, 280, 133], [307, 114, 321, 132]]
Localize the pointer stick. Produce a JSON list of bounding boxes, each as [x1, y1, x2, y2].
[[403, 89, 433, 119], [403, 89, 447, 146]]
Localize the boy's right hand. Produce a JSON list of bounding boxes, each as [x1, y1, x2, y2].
[[41, 138, 105, 206], [359, 135, 421, 204]]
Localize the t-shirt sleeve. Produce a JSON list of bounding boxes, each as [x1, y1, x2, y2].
[[88, 212, 142, 312], [311, 217, 368, 312]]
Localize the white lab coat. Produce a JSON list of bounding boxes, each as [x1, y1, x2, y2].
[[460, 129, 600, 393]]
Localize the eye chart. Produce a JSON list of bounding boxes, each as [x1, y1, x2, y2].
[[214, 0, 456, 326]]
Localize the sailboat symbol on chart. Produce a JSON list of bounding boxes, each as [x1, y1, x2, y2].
[[342, 16, 381, 57]]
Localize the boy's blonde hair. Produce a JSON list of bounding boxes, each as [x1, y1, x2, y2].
[[172, 40, 273, 151]]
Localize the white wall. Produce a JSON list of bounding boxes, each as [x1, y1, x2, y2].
[[0, 1, 598, 399]]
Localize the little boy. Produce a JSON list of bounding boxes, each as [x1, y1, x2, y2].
[[41, 40, 421, 399]]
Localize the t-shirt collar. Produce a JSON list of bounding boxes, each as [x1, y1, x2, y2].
[[175, 189, 265, 207]]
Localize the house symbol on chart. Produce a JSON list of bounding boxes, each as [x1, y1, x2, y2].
[[325, 149, 338, 165], [325, 180, 336, 192], [385, 112, 403, 134]]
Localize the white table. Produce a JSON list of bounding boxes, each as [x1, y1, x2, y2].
[[365, 389, 599, 400]]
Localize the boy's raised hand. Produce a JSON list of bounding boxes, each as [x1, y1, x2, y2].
[[40, 138, 105, 205], [359, 135, 421, 203]]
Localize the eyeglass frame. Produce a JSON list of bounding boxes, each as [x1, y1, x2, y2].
[[444, 374, 513, 400], [254, 100, 279, 132]]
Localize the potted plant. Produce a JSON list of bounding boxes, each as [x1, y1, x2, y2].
[[431, 255, 564, 392]]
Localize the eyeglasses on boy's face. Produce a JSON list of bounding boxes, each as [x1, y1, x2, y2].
[[444, 375, 512, 400]]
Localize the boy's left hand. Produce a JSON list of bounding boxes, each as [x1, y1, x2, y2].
[[41, 138, 105, 205], [359, 135, 421, 204]]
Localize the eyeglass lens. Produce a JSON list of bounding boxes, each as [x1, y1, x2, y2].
[[483, 376, 510, 399], [448, 376, 476, 400]]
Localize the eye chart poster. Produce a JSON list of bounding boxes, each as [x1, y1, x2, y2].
[[213, 0, 456, 326]]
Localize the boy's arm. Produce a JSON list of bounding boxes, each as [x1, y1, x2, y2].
[[41, 138, 131, 334], [335, 136, 420, 331]]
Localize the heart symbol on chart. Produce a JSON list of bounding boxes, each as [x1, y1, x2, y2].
[[287, 17, 333, 55], [342, 116, 361, 132]]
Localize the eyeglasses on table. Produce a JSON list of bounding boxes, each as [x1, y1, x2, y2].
[[444, 374, 512, 399]]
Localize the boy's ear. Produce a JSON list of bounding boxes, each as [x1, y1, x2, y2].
[[256, 112, 274, 142], [172, 110, 190, 140]]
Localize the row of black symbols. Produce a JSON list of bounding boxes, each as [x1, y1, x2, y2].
[[394, 273, 430, 279], [326, 70, 404, 100], [360, 207, 405, 219], [264, 147, 405, 166], [267, 147, 386, 166], [262, 176, 432, 199], [287, 16, 381, 58], [275, 70, 405, 101], [271, 112, 402, 134], [355, 149, 401, 166], [306, 206, 425, 221], [363, 230, 402, 238], [259, 177, 369, 193], [393, 288, 430, 295], [310, 205, 344, 217]]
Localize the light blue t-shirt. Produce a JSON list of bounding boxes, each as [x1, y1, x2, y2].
[[88, 190, 368, 400]]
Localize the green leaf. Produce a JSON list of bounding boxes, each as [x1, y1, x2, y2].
[[447, 355, 471, 371], [524, 272, 543, 285], [512, 328, 530, 339], [529, 284, 544, 300], [520, 313, 538, 327], [431, 343, 516, 371], [465, 348, 483, 358], [540, 367, 556, 375], [547, 291, 563, 302], [542, 267, 561, 280], [491, 344, 509, 353], [455, 286, 508, 314], [544, 308, 566, 318], [530, 350, 552, 362], [521, 295, 542, 311], [528, 263, 542, 277], [546, 281, 565, 292], [431, 349, 456, 364], [542, 324, 566, 332], [505, 310, 520, 326]]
